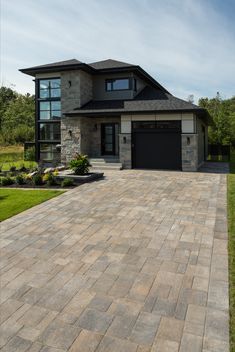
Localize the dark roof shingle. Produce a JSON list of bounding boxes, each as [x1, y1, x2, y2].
[[69, 86, 205, 115], [88, 59, 134, 70]]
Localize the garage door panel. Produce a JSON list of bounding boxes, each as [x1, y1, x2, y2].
[[133, 131, 181, 170]]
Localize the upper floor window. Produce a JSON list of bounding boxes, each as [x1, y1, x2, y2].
[[39, 101, 61, 120], [39, 78, 61, 99], [106, 78, 130, 91]]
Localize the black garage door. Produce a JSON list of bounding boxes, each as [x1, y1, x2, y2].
[[132, 121, 181, 170]]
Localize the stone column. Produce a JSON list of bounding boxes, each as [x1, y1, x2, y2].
[[119, 133, 132, 169], [181, 134, 198, 171], [61, 116, 81, 164]]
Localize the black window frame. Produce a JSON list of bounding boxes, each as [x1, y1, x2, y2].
[[39, 78, 61, 99], [38, 122, 61, 142], [105, 77, 131, 91], [35, 77, 61, 163]]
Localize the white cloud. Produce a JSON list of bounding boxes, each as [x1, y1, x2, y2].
[[1, 0, 235, 101]]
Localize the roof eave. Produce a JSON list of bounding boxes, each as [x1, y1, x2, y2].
[[19, 63, 95, 77], [65, 108, 206, 117]]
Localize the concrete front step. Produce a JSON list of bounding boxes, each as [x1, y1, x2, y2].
[[89, 158, 123, 170], [91, 164, 122, 171], [89, 158, 120, 163]]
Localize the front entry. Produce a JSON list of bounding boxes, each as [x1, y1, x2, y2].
[[101, 123, 118, 155]]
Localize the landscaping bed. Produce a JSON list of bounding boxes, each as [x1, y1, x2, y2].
[[0, 153, 104, 189]]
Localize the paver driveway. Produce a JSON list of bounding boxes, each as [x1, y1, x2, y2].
[[0, 170, 229, 352]]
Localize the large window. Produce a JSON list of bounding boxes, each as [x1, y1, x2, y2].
[[39, 123, 61, 141], [39, 101, 61, 120], [106, 78, 130, 91], [39, 78, 61, 98], [37, 78, 61, 163], [39, 144, 61, 162]]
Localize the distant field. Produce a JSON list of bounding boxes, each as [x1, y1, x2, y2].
[[0, 145, 36, 170]]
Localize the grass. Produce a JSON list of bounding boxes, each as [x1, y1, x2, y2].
[[0, 145, 37, 170], [0, 189, 64, 222], [228, 148, 235, 351]]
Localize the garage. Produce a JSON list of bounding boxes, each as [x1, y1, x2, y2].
[[132, 120, 182, 170]]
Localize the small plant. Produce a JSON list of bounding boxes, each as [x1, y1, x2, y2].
[[9, 165, 16, 172], [24, 146, 35, 161], [1, 176, 14, 186], [19, 163, 27, 172], [15, 174, 26, 185], [69, 154, 90, 175], [61, 178, 74, 187], [46, 173, 57, 186], [32, 173, 43, 186]]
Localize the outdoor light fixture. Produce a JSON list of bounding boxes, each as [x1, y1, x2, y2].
[[68, 80, 72, 87], [123, 136, 127, 144], [187, 137, 190, 145], [68, 130, 72, 137]]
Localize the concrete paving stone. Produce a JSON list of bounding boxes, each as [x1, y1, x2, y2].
[[129, 312, 161, 346], [0, 299, 24, 324], [76, 308, 113, 334], [151, 338, 179, 352], [184, 321, 204, 337], [26, 341, 43, 352], [0, 335, 32, 352], [96, 335, 138, 352], [157, 317, 184, 342], [88, 294, 113, 312], [203, 336, 229, 352], [205, 308, 229, 342], [38, 319, 81, 349], [0, 170, 229, 351], [68, 329, 103, 352], [106, 314, 137, 339], [152, 298, 177, 317], [17, 326, 41, 342]]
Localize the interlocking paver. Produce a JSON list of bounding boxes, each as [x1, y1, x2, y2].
[[0, 170, 229, 351]]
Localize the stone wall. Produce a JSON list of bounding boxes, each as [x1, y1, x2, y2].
[[61, 70, 93, 163], [119, 133, 132, 169], [182, 134, 198, 171], [61, 117, 81, 164]]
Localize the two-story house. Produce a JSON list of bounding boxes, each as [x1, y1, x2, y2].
[[20, 58, 209, 171]]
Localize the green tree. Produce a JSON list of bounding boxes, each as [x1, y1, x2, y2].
[[199, 93, 235, 145], [0, 87, 35, 145]]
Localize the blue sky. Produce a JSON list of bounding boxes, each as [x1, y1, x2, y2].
[[1, 0, 235, 102]]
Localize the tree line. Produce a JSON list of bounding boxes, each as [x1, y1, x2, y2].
[[0, 86, 234, 146], [0, 86, 34, 145]]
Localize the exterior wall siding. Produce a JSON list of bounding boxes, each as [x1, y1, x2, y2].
[[93, 73, 135, 100]]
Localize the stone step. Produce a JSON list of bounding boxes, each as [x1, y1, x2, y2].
[[89, 158, 120, 163], [91, 164, 122, 171]]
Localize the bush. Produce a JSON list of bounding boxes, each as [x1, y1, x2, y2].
[[1, 176, 14, 186], [9, 165, 16, 172], [46, 173, 57, 186], [69, 154, 90, 175], [19, 164, 27, 172], [61, 178, 74, 187], [32, 173, 43, 186], [24, 146, 35, 161], [15, 174, 26, 185]]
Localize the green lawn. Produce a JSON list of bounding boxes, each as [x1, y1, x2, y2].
[[228, 149, 235, 351], [0, 145, 37, 170], [0, 189, 64, 222]]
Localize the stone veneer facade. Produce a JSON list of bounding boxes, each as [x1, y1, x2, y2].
[[59, 71, 205, 170], [61, 70, 92, 163]]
